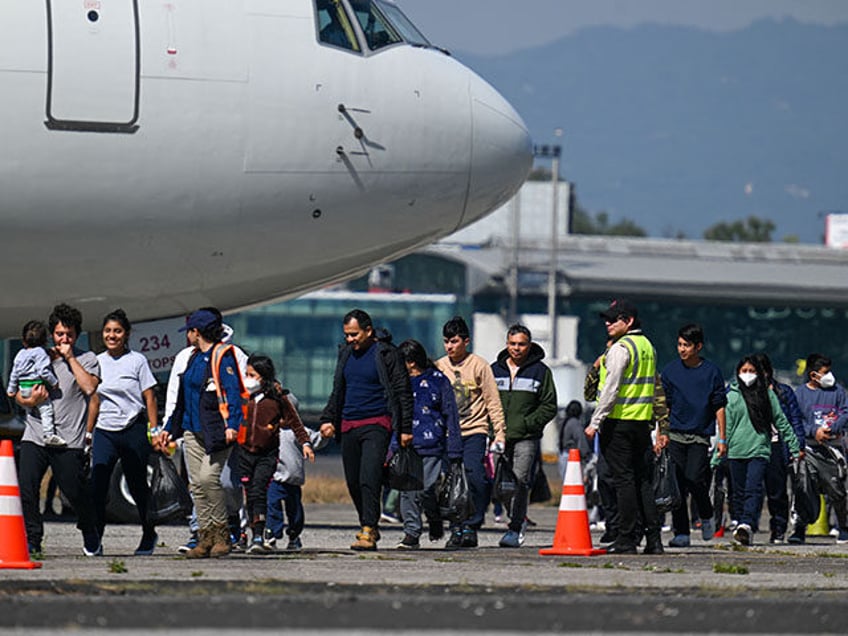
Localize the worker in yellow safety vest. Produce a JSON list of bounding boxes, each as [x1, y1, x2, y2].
[[585, 298, 668, 555]]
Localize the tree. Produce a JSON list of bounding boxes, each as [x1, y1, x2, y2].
[[570, 205, 647, 237], [703, 216, 775, 242]]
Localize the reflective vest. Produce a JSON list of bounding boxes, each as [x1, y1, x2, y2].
[[598, 334, 656, 421], [209, 343, 249, 434]]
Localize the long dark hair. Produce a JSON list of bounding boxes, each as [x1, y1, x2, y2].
[[736, 355, 773, 435], [398, 339, 435, 371], [247, 354, 287, 405]]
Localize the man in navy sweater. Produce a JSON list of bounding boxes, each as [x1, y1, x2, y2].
[[661, 324, 727, 548]]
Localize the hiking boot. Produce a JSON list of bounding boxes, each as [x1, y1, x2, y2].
[[178, 532, 199, 554], [185, 528, 214, 559], [733, 523, 752, 546], [210, 524, 233, 557], [351, 526, 378, 551], [134, 530, 158, 556], [668, 534, 690, 548], [701, 518, 715, 541], [397, 533, 420, 550], [498, 530, 523, 548], [460, 527, 478, 548]]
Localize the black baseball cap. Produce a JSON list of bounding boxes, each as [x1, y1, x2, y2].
[[599, 298, 638, 322]]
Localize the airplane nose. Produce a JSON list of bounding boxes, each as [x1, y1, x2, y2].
[[461, 73, 533, 227]]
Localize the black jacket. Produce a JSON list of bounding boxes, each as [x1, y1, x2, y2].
[[320, 329, 413, 438]]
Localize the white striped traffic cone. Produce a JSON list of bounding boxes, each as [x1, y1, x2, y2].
[[0, 439, 42, 569], [540, 448, 606, 556]]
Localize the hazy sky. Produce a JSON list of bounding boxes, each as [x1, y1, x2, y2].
[[400, 0, 848, 55]]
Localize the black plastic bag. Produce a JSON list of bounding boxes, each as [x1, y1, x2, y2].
[[438, 460, 474, 523], [652, 448, 681, 513], [148, 453, 193, 525], [387, 446, 424, 491], [529, 465, 552, 504], [792, 454, 822, 525], [493, 455, 520, 514]]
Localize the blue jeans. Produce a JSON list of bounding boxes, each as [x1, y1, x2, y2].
[[728, 457, 768, 528], [454, 433, 488, 530], [266, 481, 304, 539]]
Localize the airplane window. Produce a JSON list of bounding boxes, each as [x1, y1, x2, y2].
[[315, 0, 361, 52], [375, 1, 430, 48], [348, 0, 403, 51]]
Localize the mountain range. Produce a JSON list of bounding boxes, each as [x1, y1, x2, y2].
[[455, 18, 848, 244]]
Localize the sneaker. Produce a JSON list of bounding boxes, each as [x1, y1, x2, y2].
[[380, 512, 401, 524], [445, 528, 463, 550], [134, 531, 158, 556], [460, 527, 478, 548], [836, 529, 848, 545], [262, 528, 278, 551], [769, 530, 785, 544], [499, 529, 523, 548], [286, 536, 303, 551], [44, 433, 68, 447], [247, 535, 269, 554], [733, 523, 752, 546], [701, 518, 715, 541], [231, 532, 248, 552], [494, 514, 504, 524], [788, 527, 806, 545], [178, 532, 199, 554], [83, 543, 103, 557], [397, 533, 420, 550], [428, 519, 444, 542], [668, 534, 690, 548]]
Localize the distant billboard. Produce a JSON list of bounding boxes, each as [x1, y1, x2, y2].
[[825, 213, 848, 249]]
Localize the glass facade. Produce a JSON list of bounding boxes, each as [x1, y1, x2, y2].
[[226, 291, 467, 413]]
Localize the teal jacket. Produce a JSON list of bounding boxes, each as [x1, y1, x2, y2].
[[491, 343, 558, 442], [723, 382, 801, 461]]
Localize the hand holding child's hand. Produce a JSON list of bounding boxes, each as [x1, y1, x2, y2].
[[303, 444, 315, 463]]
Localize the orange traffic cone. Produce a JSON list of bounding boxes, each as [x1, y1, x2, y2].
[[540, 448, 606, 556], [0, 439, 42, 569]]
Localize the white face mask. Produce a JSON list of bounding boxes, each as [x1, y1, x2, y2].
[[818, 371, 836, 389], [244, 377, 262, 395], [738, 372, 758, 387]]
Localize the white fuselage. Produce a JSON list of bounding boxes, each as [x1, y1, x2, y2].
[[0, 0, 531, 336]]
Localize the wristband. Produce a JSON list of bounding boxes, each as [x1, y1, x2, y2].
[[718, 438, 726, 444]]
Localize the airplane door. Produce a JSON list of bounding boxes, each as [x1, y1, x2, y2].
[[45, 0, 140, 133]]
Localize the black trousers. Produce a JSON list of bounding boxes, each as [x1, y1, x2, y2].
[[599, 419, 659, 547], [341, 424, 390, 529], [239, 446, 278, 528], [668, 439, 713, 535], [17, 441, 98, 550]]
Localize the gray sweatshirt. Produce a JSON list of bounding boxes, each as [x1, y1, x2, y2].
[[273, 426, 330, 486]]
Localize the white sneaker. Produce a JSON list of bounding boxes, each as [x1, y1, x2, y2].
[[44, 433, 68, 447]]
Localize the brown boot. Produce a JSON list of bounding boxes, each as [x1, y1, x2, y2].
[[185, 528, 213, 559], [210, 523, 232, 558], [351, 526, 378, 551]]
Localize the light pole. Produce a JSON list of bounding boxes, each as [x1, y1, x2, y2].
[[533, 132, 562, 360]]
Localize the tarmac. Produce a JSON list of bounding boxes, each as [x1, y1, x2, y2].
[[2, 500, 848, 634]]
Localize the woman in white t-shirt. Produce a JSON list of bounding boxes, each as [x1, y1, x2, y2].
[[88, 309, 159, 556]]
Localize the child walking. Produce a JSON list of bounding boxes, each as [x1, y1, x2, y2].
[[7, 321, 62, 445], [240, 355, 313, 554]]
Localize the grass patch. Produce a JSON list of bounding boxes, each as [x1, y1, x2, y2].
[[191, 571, 204, 577], [713, 562, 748, 575], [815, 552, 848, 559], [302, 474, 351, 504], [823, 571, 836, 578], [108, 559, 128, 574], [558, 562, 583, 568]]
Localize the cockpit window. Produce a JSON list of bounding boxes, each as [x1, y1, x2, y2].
[[375, 1, 430, 48], [316, 0, 361, 52], [348, 0, 403, 51]]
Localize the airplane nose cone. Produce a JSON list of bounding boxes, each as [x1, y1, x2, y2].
[[461, 74, 533, 227]]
